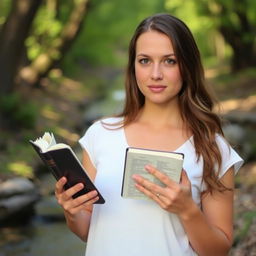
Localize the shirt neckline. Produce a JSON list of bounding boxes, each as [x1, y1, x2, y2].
[[121, 125, 193, 153]]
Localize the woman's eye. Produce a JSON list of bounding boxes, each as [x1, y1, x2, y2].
[[165, 58, 176, 65], [138, 58, 150, 64]]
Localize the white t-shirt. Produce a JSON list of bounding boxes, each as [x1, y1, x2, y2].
[[79, 117, 243, 256]]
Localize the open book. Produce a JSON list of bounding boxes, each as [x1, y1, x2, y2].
[[121, 147, 184, 200], [30, 132, 105, 204]]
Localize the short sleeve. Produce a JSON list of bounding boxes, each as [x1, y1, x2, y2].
[[78, 121, 101, 168], [216, 134, 244, 177]]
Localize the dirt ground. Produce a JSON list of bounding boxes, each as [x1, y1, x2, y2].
[[230, 162, 256, 255]]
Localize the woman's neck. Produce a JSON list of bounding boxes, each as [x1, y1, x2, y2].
[[136, 101, 184, 130]]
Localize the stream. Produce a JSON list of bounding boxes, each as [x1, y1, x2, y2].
[[0, 174, 85, 256]]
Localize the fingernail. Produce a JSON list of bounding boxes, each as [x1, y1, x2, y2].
[[91, 190, 98, 196], [132, 174, 139, 180], [145, 165, 151, 171]]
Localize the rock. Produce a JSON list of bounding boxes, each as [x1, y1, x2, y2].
[[223, 123, 256, 161], [223, 123, 246, 145], [0, 194, 39, 217], [0, 177, 36, 198], [0, 177, 40, 222], [224, 111, 256, 124]]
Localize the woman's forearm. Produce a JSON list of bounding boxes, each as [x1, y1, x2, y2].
[[64, 209, 92, 242], [179, 203, 232, 256]]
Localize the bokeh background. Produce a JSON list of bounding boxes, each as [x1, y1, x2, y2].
[[0, 0, 255, 255]]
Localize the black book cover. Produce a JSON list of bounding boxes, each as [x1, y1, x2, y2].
[[30, 141, 105, 204]]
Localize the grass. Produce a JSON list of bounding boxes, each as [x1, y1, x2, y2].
[[234, 211, 256, 245]]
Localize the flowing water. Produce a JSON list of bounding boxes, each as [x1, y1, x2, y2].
[[0, 175, 85, 256]]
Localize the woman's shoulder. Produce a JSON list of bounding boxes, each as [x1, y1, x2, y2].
[[86, 116, 124, 132], [215, 133, 244, 173], [79, 116, 123, 147], [215, 133, 231, 151], [100, 116, 124, 125]]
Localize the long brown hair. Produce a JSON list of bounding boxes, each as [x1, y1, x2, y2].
[[114, 13, 226, 193]]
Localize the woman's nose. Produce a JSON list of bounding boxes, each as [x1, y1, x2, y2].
[[151, 64, 163, 80]]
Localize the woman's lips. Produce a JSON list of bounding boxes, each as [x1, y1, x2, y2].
[[148, 85, 167, 93]]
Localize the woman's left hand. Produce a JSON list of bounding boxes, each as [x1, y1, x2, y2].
[[132, 165, 195, 217]]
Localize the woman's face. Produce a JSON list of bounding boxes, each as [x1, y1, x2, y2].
[[134, 30, 183, 107]]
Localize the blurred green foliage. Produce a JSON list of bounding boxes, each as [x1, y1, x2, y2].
[[62, 0, 166, 74], [165, 0, 219, 61], [0, 93, 38, 129], [234, 211, 256, 244], [25, 1, 81, 62], [165, 0, 256, 68], [26, 7, 63, 61], [7, 161, 34, 178], [1, 0, 255, 78], [0, 0, 11, 25], [0, 128, 36, 177]]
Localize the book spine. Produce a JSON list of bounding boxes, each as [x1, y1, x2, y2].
[[121, 147, 130, 197]]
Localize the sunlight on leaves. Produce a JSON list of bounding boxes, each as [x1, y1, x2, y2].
[[25, 4, 63, 61], [41, 105, 61, 121], [55, 127, 79, 143], [0, 17, 6, 25], [218, 95, 256, 114], [7, 161, 34, 178]]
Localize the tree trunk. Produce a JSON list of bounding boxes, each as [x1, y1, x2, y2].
[[0, 0, 42, 94], [18, 0, 90, 88], [197, 0, 256, 72], [218, 2, 256, 72], [219, 26, 256, 72]]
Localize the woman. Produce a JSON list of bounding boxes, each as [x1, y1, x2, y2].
[[55, 13, 243, 256]]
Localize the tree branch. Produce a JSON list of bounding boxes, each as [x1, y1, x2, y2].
[[0, 0, 42, 94], [18, 0, 90, 88]]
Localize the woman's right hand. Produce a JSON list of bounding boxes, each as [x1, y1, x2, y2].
[[55, 176, 99, 216]]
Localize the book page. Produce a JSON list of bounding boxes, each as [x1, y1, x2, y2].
[[47, 143, 71, 151], [32, 132, 54, 152], [32, 132, 69, 153], [45, 132, 57, 148], [123, 150, 183, 199], [128, 148, 183, 160]]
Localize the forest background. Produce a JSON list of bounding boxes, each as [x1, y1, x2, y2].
[[0, 0, 255, 255]]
